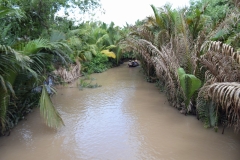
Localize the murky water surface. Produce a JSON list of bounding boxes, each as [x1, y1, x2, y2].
[[1, 63, 240, 160]]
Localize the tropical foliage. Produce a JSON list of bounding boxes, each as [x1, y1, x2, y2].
[[0, 0, 129, 135]]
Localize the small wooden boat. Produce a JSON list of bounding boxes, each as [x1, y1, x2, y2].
[[128, 62, 139, 67]]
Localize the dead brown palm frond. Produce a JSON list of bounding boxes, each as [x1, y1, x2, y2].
[[119, 36, 155, 77], [53, 61, 81, 83], [174, 35, 194, 70], [155, 29, 170, 50], [145, 16, 157, 27], [201, 41, 235, 57], [207, 82, 240, 132], [197, 42, 240, 129], [124, 38, 153, 63], [128, 25, 155, 46], [200, 42, 240, 83], [147, 39, 182, 106], [195, 30, 209, 56], [137, 38, 180, 73], [173, 12, 197, 74], [141, 39, 180, 106], [232, 0, 240, 7], [202, 54, 240, 82]]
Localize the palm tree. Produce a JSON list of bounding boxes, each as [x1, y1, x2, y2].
[[0, 35, 70, 133], [0, 44, 32, 133], [150, 4, 178, 48], [122, 1, 240, 132], [196, 41, 240, 131]]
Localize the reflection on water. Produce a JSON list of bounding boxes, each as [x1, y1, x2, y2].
[[0, 63, 240, 160]]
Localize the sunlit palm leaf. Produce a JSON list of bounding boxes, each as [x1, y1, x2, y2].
[[101, 50, 116, 58]]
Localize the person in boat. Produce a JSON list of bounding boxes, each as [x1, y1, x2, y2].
[[45, 75, 53, 94], [134, 59, 139, 66], [128, 60, 132, 67], [128, 59, 139, 67]]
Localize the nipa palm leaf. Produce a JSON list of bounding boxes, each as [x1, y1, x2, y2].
[[39, 86, 64, 128], [208, 82, 240, 131]]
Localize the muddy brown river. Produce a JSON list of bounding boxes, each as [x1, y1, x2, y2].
[[0, 63, 240, 160]]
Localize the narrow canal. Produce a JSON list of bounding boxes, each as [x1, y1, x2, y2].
[[0, 63, 240, 160]]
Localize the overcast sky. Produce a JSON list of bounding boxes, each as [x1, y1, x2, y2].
[[98, 0, 190, 26], [57, 0, 190, 27]]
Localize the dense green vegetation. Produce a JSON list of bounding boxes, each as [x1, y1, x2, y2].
[[0, 0, 239, 135], [121, 0, 240, 133], [0, 0, 124, 134]]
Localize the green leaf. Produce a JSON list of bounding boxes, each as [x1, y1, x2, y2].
[[39, 86, 64, 128], [177, 67, 186, 78], [177, 67, 201, 108], [0, 95, 8, 132]]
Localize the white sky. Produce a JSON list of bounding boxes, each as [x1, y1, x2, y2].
[[98, 0, 190, 26], [57, 0, 190, 27]]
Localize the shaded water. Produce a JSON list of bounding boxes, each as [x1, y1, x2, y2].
[[0, 63, 240, 160]]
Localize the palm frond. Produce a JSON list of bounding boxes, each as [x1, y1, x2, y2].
[[67, 36, 83, 49], [0, 75, 7, 92], [0, 6, 25, 19], [105, 45, 117, 50], [201, 41, 235, 58], [84, 51, 93, 61], [66, 29, 82, 38], [0, 95, 8, 133], [129, 26, 155, 44], [208, 8, 240, 43], [22, 39, 50, 55], [0, 44, 32, 75], [50, 30, 66, 42], [101, 50, 116, 58], [207, 82, 240, 132], [150, 5, 165, 29], [197, 88, 218, 129], [200, 42, 240, 83], [39, 86, 64, 128]]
